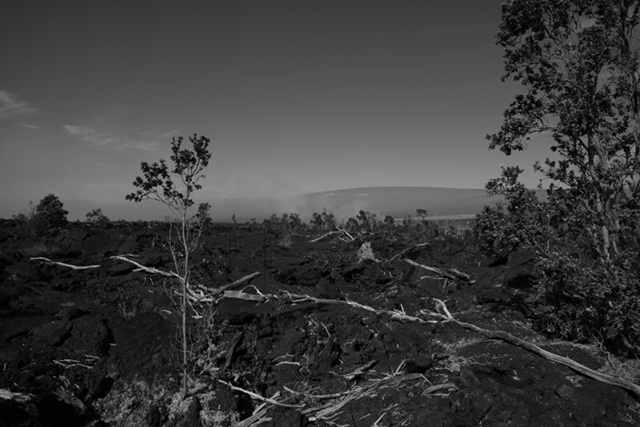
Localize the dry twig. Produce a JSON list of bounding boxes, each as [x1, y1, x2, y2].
[[218, 380, 303, 409], [30, 257, 100, 270], [404, 259, 474, 283]]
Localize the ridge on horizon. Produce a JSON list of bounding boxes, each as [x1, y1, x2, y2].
[[305, 185, 489, 195], [1, 185, 532, 222]]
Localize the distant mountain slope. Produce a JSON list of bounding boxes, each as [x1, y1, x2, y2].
[[302, 187, 505, 219], [0, 187, 545, 222], [211, 186, 539, 222]]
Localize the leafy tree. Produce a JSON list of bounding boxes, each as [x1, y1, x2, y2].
[[15, 194, 70, 237], [486, 1, 640, 355], [196, 202, 213, 230], [126, 134, 212, 398], [85, 208, 110, 227], [309, 209, 337, 232], [356, 210, 379, 233], [489, 0, 640, 261], [473, 166, 551, 258], [383, 215, 396, 227]]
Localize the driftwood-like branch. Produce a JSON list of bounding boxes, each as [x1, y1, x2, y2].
[[220, 289, 437, 324], [216, 271, 261, 293], [456, 319, 640, 399], [387, 242, 430, 262], [234, 397, 275, 427], [423, 300, 640, 399], [218, 380, 303, 409], [300, 373, 435, 421], [309, 230, 342, 243], [404, 259, 474, 284], [31, 257, 101, 270], [336, 227, 355, 242], [110, 255, 179, 279]]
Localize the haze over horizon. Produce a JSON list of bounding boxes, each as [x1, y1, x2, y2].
[[1, 1, 554, 220]]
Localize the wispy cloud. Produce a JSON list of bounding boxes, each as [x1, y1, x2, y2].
[[64, 125, 115, 147], [21, 123, 40, 129], [0, 90, 38, 120], [64, 124, 160, 151], [136, 126, 179, 139]]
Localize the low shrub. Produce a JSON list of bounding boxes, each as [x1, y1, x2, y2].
[[530, 249, 640, 357]]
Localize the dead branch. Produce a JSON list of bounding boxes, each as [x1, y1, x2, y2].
[[336, 226, 355, 242], [30, 257, 101, 270], [52, 359, 93, 370], [219, 289, 437, 324], [218, 380, 303, 409], [404, 258, 474, 284], [301, 373, 425, 420], [283, 385, 356, 400], [424, 300, 640, 399], [0, 388, 35, 403], [309, 230, 342, 243], [342, 360, 377, 381], [234, 396, 275, 427], [216, 272, 261, 293], [387, 242, 430, 262], [422, 383, 457, 395], [110, 255, 179, 279], [457, 319, 640, 399]]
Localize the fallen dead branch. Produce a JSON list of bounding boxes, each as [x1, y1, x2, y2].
[[284, 385, 356, 400], [424, 299, 640, 399], [52, 359, 93, 370], [404, 258, 474, 284], [234, 395, 276, 427], [110, 255, 179, 279], [219, 288, 437, 324], [387, 242, 430, 262], [30, 257, 100, 270], [218, 380, 303, 409], [309, 230, 342, 243], [0, 388, 35, 403], [422, 382, 457, 395], [342, 360, 377, 381], [298, 372, 450, 422], [336, 226, 355, 242], [215, 272, 261, 293]]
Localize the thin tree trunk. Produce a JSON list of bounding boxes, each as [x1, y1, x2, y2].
[[181, 212, 190, 399]]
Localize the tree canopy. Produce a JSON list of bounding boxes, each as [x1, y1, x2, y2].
[[489, 0, 640, 261]]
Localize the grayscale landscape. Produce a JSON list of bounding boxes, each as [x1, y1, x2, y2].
[[1, 1, 640, 426]]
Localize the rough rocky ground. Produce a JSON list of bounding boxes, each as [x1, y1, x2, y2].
[[0, 220, 639, 426]]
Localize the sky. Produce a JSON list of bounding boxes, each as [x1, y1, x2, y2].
[[0, 1, 553, 220]]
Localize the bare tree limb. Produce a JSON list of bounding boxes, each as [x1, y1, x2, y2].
[[30, 257, 100, 270], [423, 300, 640, 399], [218, 380, 303, 409], [110, 255, 179, 279], [216, 272, 261, 292], [309, 230, 341, 243], [404, 259, 474, 283]]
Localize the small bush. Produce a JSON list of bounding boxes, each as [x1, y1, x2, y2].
[[530, 250, 640, 357], [473, 189, 549, 259]]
